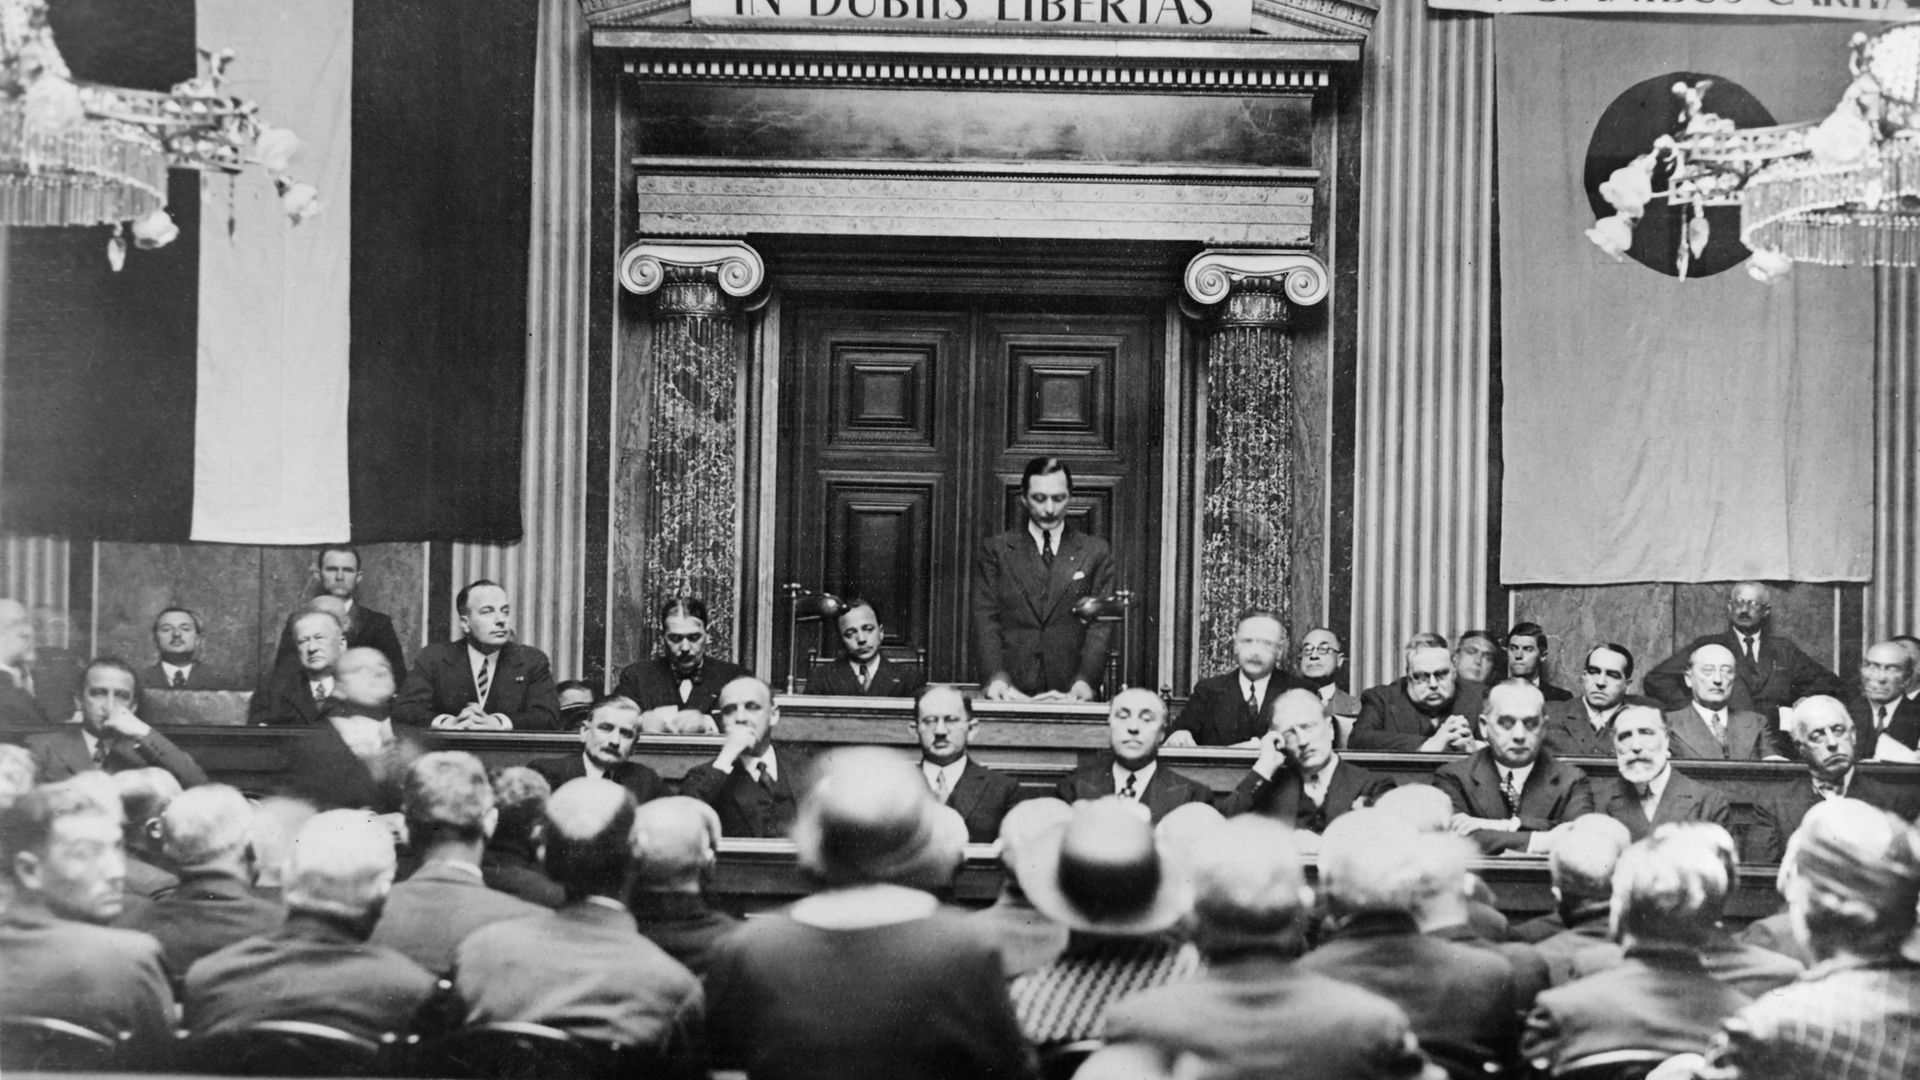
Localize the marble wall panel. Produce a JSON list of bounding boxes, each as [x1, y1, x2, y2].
[[1510, 583, 1673, 698], [609, 307, 657, 684], [1291, 321, 1329, 648], [94, 543, 263, 690], [1673, 581, 1840, 670]]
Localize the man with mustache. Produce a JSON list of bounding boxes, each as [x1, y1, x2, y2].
[[1589, 705, 1730, 841], [910, 683, 1019, 844]]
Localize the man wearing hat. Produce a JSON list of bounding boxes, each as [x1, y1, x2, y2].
[[912, 683, 1021, 844], [679, 676, 812, 838], [966, 799, 1075, 978], [1055, 688, 1213, 824], [1217, 688, 1395, 840], [1689, 799, 1920, 1080], [705, 748, 1030, 1079], [1008, 797, 1203, 1047], [1744, 695, 1920, 864]]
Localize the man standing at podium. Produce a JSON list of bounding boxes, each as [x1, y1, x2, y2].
[[971, 457, 1115, 702]]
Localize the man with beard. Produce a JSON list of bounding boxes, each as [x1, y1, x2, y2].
[[1744, 695, 1920, 864], [528, 696, 666, 806], [1589, 705, 1730, 841], [1351, 638, 1486, 752], [1542, 644, 1636, 758], [616, 597, 742, 733], [911, 683, 1020, 843]]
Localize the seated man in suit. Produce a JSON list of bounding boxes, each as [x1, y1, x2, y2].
[[273, 545, 409, 684], [140, 606, 227, 690], [528, 695, 664, 806], [912, 683, 1020, 843], [680, 675, 812, 837], [1542, 643, 1634, 759], [1167, 607, 1295, 747], [1352, 636, 1487, 752], [1504, 622, 1572, 703], [1521, 827, 1753, 1075], [1056, 687, 1212, 823], [1744, 695, 1920, 863], [555, 679, 597, 730], [614, 596, 743, 733], [1591, 705, 1731, 842], [1645, 581, 1844, 727], [456, 777, 704, 1053], [394, 579, 559, 731], [1217, 688, 1394, 849], [115, 783, 281, 983], [1294, 626, 1363, 727], [27, 658, 207, 788], [0, 597, 48, 727], [807, 600, 926, 698], [1435, 681, 1593, 855], [1666, 643, 1778, 761], [1453, 629, 1501, 687], [629, 796, 739, 978], [1516, 816, 1633, 980], [972, 455, 1116, 703], [0, 778, 177, 1047], [250, 608, 346, 727], [279, 648, 432, 815], [480, 766, 563, 908], [184, 809, 445, 1043], [1851, 639, 1919, 761], [371, 751, 544, 975]]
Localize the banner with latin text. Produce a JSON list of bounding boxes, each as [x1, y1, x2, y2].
[[689, 0, 1252, 33], [1432, 0, 1909, 20]]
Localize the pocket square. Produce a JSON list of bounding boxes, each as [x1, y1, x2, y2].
[[1072, 570, 1086, 581]]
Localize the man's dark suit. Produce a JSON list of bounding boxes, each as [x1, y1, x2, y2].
[[528, 752, 665, 807], [1847, 693, 1920, 757], [1216, 757, 1396, 833], [1, 906, 177, 1046], [1433, 749, 1593, 854], [1171, 672, 1299, 746], [482, 847, 564, 909], [183, 912, 442, 1043], [1644, 628, 1844, 719], [1590, 768, 1732, 842], [0, 668, 48, 726], [970, 525, 1115, 695], [114, 869, 283, 983], [246, 662, 329, 727], [1521, 944, 1752, 1075], [25, 725, 207, 788], [1541, 700, 1620, 759], [1054, 758, 1213, 824], [1665, 705, 1772, 761], [276, 720, 433, 814], [805, 655, 926, 698], [138, 661, 228, 691], [614, 655, 746, 716], [275, 604, 408, 685], [679, 750, 812, 838], [394, 640, 560, 731], [629, 891, 740, 979], [938, 756, 1023, 843], [1349, 679, 1487, 751], [370, 862, 545, 975], [1742, 771, 1920, 864]]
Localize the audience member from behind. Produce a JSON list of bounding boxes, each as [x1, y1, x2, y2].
[[913, 683, 1021, 843], [1055, 687, 1213, 823], [528, 695, 665, 805], [1522, 828, 1752, 1076], [1007, 797, 1202, 1047], [273, 545, 409, 682], [116, 783, 279, 981], [1402, 825, 1552, 1008], [1685, 800, 1920, 1080], [628, 795, 739, 978], [1167, 607, 1295, 747], [113, 767, 183, 899], [1087, 815, 1438, 1080], [1514, 815, 1632, 978], [1217, 688, 1395, 847], [252, 608, 347, 726], [0, 597, 47, 726], [395, 579, 560, 731], [706, 747, 1029, 1080], [142, 606, 227, 690], [1351, 635, 1486, 752], [370, 751, 543, 975], [0, 778, 176, 1045], [280, 647, 429, 814], [0, 742, 36, 811], [680, 675, 813, 837], [480, 766, 562, 908], [555, 678, 597, 729], [1542, 644, 1635, 758], [456, 777, 703, 1054], [26, 657, 207, 787], [1591, 705, 1732, 841], [184, 809, 441, 1043], [966, 797, 1075, 978], [1299, 809, 1521, 1066], [1372, 784, 1510, 944], [1434, 681, 1593, 854], [1744, 694, 1920, 864]]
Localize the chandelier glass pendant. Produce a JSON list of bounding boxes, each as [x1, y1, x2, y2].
[[0, 0, 317, 267], [1589, 21, 1920, 283]]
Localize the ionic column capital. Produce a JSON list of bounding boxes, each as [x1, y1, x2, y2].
[[618, 239, 766, 299], [1183, 249, 1330, 313]]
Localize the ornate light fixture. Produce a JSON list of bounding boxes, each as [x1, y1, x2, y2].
[[1588, 22, 1920, 282], [1, 0, 318, 268]]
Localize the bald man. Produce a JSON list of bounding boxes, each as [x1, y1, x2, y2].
[[250, 608, 346, 727], [1434, 682, 1594, 855], [456, 778, 704, 1052], [1644, 581, 1844, 721], [115, 784, 280, 981], [1665, 643, 1779, 761], [1519, 816, 1634, 978], [1054, 688, 1212, 823], [1849, 640, 1920, 759], [0, 598, 47, 726], [1216, 688, 1394, 839], [629, 796, 739, 978], [1744, 695, 1920, 864]]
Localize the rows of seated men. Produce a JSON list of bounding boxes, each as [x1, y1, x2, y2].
[[5, 728, 1920, 1080]]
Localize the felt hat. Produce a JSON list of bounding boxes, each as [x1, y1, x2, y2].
[[1014, 796, 1192, 935]]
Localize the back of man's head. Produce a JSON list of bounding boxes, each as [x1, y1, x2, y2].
[[631, 796, 722, 892], [161, 784, 253, 870], [283, 809, 395, 923], [113, 768, 182, 855], [1319, 809, 1425, 916], [1610, 828, 1729, 949], [489, 766, 550, 857], [0, 743, 35, 813], [1783, 798, 1920, 960], [1548, 814, 1634, 903], [1372, 783, 1454, 833], [1404, 830, 1478, 931], [542, 777, 636, 901], [1190, 816, 1311, 957], [402, 751, 495, 850]]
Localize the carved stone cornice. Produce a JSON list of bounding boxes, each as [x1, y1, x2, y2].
[[618, 239, 767, 298], [582, 0, 1374, 40], [1183, 249, 1329, 325]]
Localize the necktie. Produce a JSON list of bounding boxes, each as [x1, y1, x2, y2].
[[1878, 704, 1892, 732], [677, 677, 693, 705], [171, 668, 186, 688], [932, 768, 949, 803], [1814, 777, 1844, 800], [475, 657, 492, 704], [860, 662, 873, 691], [757, 761, 775, 792], [1120, 772, 1138, 799], [1304, 771, 1326, 806], [311, 680, 328, 705], [1500, 771, 1521, 815], [1245, 685, 1259, 719], [91, 737, 110, 766], [1742, 635, 1757, 664], [1707, 711, 1727, 750], [1042, 530, 1055, 570]]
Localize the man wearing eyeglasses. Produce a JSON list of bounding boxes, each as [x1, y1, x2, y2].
[[1643, 581, 1844, 727], [1350, 637, 1486, 752], [1743, 695, 1920, 863], [911, 683, 1019, 843], [1293, 628, 1362, 723], [1665, 644, 1777, 761], [1846, 640, 1919, 761], [1542, 644, 1637, 758]]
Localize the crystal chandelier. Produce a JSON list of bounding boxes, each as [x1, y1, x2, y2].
[[1, 0, 318, 268], [1587, 22, 1920, 283]]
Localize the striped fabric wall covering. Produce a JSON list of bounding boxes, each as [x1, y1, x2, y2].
[[449, 0, 592, 680], [1871, 267, 1920, 645], [1349, 3, 1495, 690], [0, 535, 70, 647]]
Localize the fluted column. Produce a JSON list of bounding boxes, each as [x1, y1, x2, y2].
[[619, 240, 765, 661], [1185, 250, 1330, 676]]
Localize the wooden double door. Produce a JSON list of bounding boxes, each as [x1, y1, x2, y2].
[[776, 293, 1165, 688]]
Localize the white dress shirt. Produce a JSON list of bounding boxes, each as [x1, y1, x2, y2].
[[1113, 760, 1157, 800], [923, 758, 967, 802], [1028, 521, 1064, 557]]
